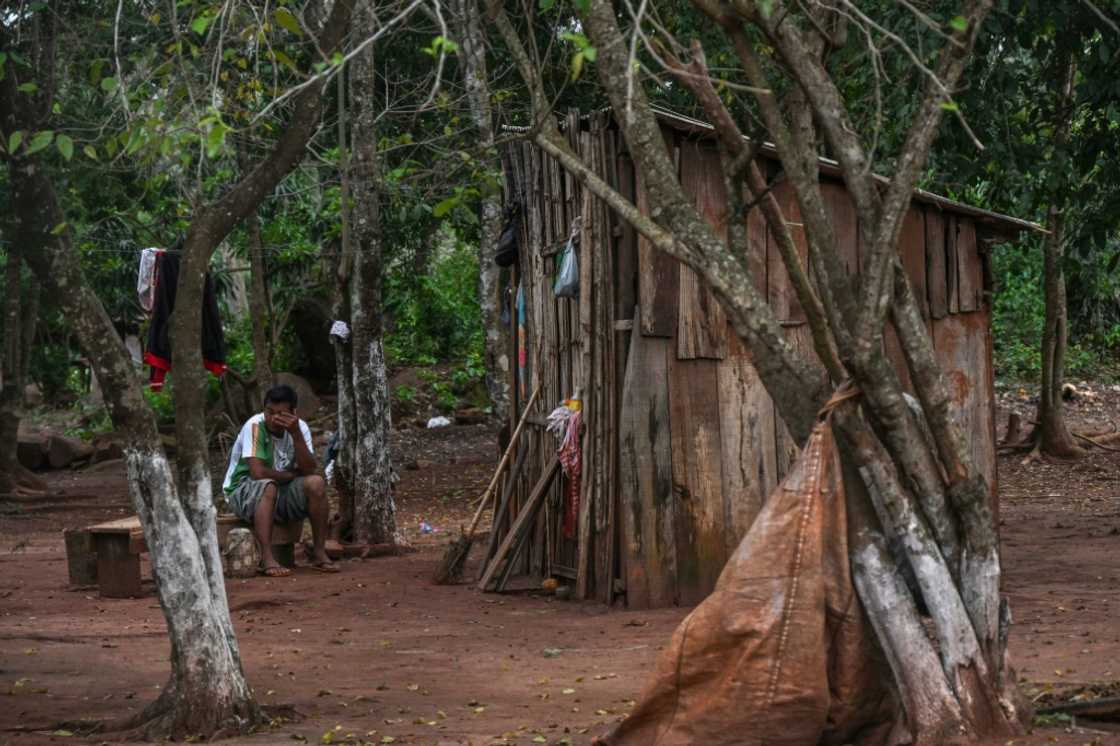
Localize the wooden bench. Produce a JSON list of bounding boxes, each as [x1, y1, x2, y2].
[[79, 514, 306, 598]]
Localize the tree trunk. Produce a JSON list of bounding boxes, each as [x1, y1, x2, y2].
[[456, 0, 509, 422], [247, 209, 274, 390], [19, 271, 39, 396], [5, 99, 261, 742], [1035, 57, 1082, 459], [332, 71, 357, 538], [0, 241, 45, 495], [345, 0, 397, 546]]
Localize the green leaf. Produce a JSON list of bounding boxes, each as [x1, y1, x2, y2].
[[56, 134, 73, 160], [432, 196, 458, 218], [206, 122, 228, 158], [571, 51, 584, 81], [573, 0, 590, 12], [940, 100, 960, 112], [100, 76, 118, 92], [26, 130, 54, 155], [583, 45, 597, 62], [539, 0, 555, 10], [83, 144, 98, 160], [17, 82, 37, 94], [274, 8, 303, 36], [8, 130, 23, 153], [191, 13, 214, 35], [50, 221, 68, 236], [949, 15, 968, 32], [273, 50, 299, 73]]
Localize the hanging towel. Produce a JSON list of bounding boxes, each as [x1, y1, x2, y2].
[[143, 251, 228, 391], [137, 248, 164, 312]]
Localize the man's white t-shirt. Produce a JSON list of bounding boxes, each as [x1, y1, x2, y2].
[[221, 412, 313, 494]]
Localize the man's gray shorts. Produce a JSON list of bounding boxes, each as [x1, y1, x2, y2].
[[226, 477, 310, 524]]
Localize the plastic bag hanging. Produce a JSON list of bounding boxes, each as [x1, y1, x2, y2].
[[553, 237, 579, 298], [553, 216, 581, 298]]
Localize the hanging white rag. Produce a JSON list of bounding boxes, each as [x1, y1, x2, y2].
[[546, 402, 575, 439], [136, 248, 164, 313], [329, 320, 351, 341]]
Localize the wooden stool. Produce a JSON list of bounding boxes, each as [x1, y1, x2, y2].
[[77, 514, 308, 597], [87, 517, 145, 598]]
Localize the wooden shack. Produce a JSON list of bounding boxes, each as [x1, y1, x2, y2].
[[481, 108, 1038, 609]]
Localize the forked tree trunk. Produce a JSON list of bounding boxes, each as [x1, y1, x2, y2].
[[345, 0, 397, 546], [490, 0, 1027, 741], [2, 2, 355, 736], [7, 122, 261, 740], [456, 0, 510, 422]]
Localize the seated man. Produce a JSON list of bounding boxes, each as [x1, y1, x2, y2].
[[222, 384, 338, 576]]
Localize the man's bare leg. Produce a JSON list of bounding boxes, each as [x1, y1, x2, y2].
[[303, 475, 336, 569], [254, 482, 289, 576]]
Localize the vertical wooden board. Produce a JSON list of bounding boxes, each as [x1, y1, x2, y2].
[[932, 313, 997, 506], [900, 206, 928, 319], [576, 187, 595, 597], [668, 356, 726, 605], [618, 321, 676, 609], [745, 201, 768, 297], [979, 305, 999, 521], [717, 330, 773, 552], [766, 182, 809, 322], [676, 142, 728, 360], [635, 165, 680, 337], [925, 208, 949, 319], [955, 218, 981, 313], [821, 181, 859, 277], [946, 215, 960, 314], [615, 153, 639, 317]]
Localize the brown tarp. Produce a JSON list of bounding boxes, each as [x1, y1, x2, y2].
[[601, 420, 898, 745]]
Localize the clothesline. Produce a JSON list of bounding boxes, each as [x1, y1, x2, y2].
[[12, 247, 405, 256]]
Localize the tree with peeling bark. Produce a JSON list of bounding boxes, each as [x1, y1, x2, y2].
[[487, 0, 1028, 741], [333, 0, 399, 548], [2, 1, 356, 736]]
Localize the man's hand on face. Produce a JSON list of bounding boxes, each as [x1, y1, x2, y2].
[[275, 411, 301, 435]]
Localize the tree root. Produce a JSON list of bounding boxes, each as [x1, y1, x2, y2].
[[76, 682, 266, 742], [997, 420, 1118, 459], [1072, 431, 1120, 452]]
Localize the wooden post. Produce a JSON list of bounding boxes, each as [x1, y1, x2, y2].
[[63, 528, 98, 586]]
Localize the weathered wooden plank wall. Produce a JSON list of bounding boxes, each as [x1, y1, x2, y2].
[[498, 119, 1001, 610]]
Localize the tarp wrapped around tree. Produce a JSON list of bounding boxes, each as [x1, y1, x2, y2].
[[479, 107, 1040, 609]]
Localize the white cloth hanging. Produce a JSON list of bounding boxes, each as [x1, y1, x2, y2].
[[136, 247, 164, 312]]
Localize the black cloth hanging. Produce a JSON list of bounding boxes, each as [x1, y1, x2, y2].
[[143, 251, 227, 391]]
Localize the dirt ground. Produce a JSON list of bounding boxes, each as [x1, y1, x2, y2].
[[2, 404, 1120, 745]]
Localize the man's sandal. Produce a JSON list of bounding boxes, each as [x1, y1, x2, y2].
[[259, 565, 293, 578], [310, 561, 340, 573]]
